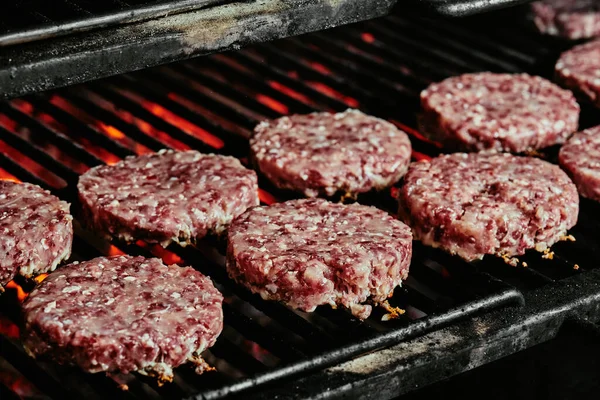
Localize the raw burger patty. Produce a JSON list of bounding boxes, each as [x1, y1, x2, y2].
[[78, 149, 259, 247], [397, 153, 579, 262], [531, 0, 600, 39], [419, 73, 579, 153], [556, 39, 600, 108], [559, 125, 600, 201], [250, 109, 412, 197], [0, 181, 72, 288], [22, 255, 223, 382], [226, 199, 412, 319]]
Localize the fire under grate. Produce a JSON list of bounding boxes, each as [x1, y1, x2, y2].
[[2, 5, 600, 400]]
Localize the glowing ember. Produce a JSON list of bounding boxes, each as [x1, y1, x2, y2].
[[0, 113, 18, 131], [412, 151, 432, 162], [0, 139, 66, 189], [34, 273, 48, 284], [361, 32, 376, 43], [97, 122, 125, 139], [255, 94, 288, 114], [0, 315, 19, 338], [143, 96, 225, 149], [108, 245, 126, 256], [309, 62, 332, 75], [267, 81, 315, 106], [0, 169, 20, 183], [12, 99, 69, 133], [85, 90, 191, 151], [136, 241, 184, 265], [5, 281, 28, 302], [49, 96, 153, 156], [258, 189, 277, 205], [306, 81, 360, 108]]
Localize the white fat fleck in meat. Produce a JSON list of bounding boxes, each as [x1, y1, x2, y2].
[[250, 109, 412, 197], [21, 255, 223, 379], [227, 199, 412, 319]]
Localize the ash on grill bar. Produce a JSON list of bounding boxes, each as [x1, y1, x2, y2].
[[1, 0, 600, 399]]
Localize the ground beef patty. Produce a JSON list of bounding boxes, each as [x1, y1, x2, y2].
[[250, 109, 412, 197], [556, 39, 600, 108], [559, 125, 600, 201], [1, 181, 72, 289], [531, 0, 600, 39], [226, 199, 412, 319], [419, 73, 579, 153], [22, 255, 223, 382], [78, 149, 259, 247], [398, 153, 579, 262]]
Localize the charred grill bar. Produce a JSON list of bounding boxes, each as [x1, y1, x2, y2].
[[2, 3, 600, 400]]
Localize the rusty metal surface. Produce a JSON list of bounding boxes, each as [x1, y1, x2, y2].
[[0, 0, 397, 100]]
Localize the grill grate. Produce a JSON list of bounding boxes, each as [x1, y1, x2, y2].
[[1, 5, 600, 400]]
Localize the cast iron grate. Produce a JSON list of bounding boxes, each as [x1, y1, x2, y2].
[[1, 5, 599, 400]]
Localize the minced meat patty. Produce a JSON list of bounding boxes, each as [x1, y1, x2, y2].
[[531, 0, 600, 39], [226, 199, 412, 319], [397, 153, 579, 262], [419, 73, 579, 153], [250, 109, 412, 197], [556, 39, 600, 108], [21, 255, 223, 382], [1, 181, 72, 289], [78, 149, 259, 247], [559, 125, 600, 201]]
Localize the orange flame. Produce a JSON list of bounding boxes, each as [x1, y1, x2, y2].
[[108, 245, 126, 256], [136, 241, 183, 265], [34, 273, 48, 284], [5, 281, 28, 302], [97, 123, 125, 139], [0, 169, 20, 183]]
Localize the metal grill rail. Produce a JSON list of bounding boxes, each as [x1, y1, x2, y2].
[[0, 0, 232, 46], [1, 5, 600, 400]]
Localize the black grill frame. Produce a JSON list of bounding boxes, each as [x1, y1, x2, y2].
[[1, 5, 600, 400]]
